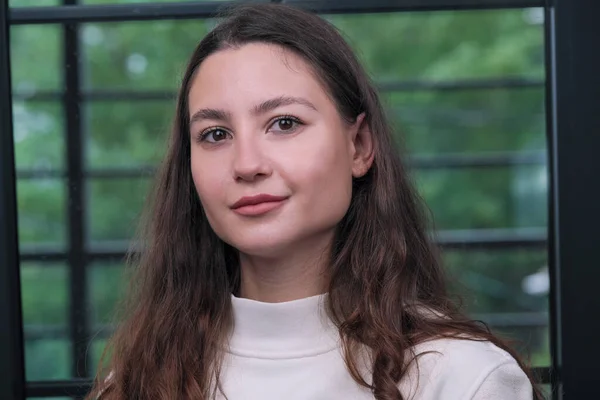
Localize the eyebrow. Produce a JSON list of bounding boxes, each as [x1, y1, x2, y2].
[[189, 96, 317, 125], [189, 108, 232, 125], [252, 96, 317, 115]]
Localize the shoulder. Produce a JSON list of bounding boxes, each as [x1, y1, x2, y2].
[[399, 338, 533, 400]]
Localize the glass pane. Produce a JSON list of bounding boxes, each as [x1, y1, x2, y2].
[[385, 87, 545, 155], [13, 100, 64, 171], [89, 262, 127, 326], [17, 179, 66, 251], [84, 0, 227, 3], [91, 338, 109, 377], [24, 340, 70, 381], [9, 0, 60, 6], [82, 20, 213, 90], [21, 262, 70, 381], [11, 25, 61, 91], [446, 249, 547, 313], [328, 9, 544, 81], [21, 262, 68, 325], [89, 262, 126, 374], [86, 100, 171, 168], [444, 249, 549, 365], [495, 326, 549, 367], [531, 329, 550, 366], [539, 384, 553, 398], [415, 165, 547, 230], [88, 178, 150, 242]]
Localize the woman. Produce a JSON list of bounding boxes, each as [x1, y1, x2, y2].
[[89, 3, 541, 399]]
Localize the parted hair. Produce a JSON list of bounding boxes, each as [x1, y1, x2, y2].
[[87, 4, 542, 400]]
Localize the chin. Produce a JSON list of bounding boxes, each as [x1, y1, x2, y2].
[[227, 237, 295, 259], [222, 226, 336, 260], [220, 225, 310, 258]]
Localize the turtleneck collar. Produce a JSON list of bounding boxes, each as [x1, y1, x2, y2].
[[227, 293, 340, 359]]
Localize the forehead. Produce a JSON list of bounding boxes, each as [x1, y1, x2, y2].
[[188, 43, 329, 109]]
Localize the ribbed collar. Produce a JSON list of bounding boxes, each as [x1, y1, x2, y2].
[[227, 293, 340, 359]]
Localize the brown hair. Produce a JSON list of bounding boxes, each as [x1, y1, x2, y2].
[[88, 3, 542, 399]]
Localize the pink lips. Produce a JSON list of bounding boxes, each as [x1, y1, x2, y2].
[[231, 194, 288, 216]]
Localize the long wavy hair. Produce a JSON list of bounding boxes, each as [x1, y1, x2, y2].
[[88, 3, 542, 400]]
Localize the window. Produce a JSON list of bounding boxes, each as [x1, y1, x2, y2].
[[4, 0, 599, 399]]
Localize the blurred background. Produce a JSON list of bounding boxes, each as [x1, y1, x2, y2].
[[6, 0, 555, 398]]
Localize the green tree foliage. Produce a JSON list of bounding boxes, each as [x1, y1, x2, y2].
[[10, 1, 549, 380]]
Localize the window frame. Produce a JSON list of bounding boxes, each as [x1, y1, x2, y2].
[[4, 0, 598, 398]]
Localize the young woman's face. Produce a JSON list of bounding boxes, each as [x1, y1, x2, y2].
[[188, 43, 369, 258]]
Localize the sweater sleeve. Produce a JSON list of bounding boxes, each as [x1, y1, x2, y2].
[[470, 361, 533, 400]]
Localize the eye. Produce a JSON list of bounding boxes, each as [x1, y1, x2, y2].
[[269, 116, 303, 133], [198, 127, 230, 143]]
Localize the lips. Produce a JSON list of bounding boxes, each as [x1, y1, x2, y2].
[[231, 194, 288, 209], [231, 194, 288, 216]]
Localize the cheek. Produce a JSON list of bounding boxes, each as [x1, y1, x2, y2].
[[190, 154, 226, 212], [281, 129, 353, 214]]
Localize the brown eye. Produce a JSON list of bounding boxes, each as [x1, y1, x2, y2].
[[278, 118, 294, 131], [270, 116, 302, 133], [211, 129, 228, 141], [201, 128, 229, 143]]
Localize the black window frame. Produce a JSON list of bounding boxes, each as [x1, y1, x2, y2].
[[2, 0, 599, 398]]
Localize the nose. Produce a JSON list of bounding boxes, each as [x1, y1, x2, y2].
[[232, 134, 272, 182]]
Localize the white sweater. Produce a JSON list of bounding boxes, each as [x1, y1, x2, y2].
[[219, 293, 533, 400]]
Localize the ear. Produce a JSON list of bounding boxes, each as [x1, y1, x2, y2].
[[349, 113, 375, 178]]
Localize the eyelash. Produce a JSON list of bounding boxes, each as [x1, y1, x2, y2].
[[196, 115, 304, 144]]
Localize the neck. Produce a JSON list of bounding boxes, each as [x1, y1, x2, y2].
[[228, 292, 339, 358], [237, 234, 332, 303]]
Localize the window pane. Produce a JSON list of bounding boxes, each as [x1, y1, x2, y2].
[[82, 20, 213, 90], [17, 179, 66, 251], [83, 0, 227, 3], [10, 0, 60, 6], [496, 326, 549, 367], [13, 100, 64, 171], [91, 339, 109, 377], [24, 340, 70, 381], [89, 262, 126, 326], [88, 178, 150, 243], [21, 262, 70, 381], [415, 165, 547, 230], [23, 338, 71, 379], [328, 9, 544, 81], [86, 100, 171, 168], [446, 249, 547, 313], [21, 262, 68, 325], [385, 87, 545, 155], [539, 384, 553, 398], [11, 25, 61, 91], [89, 262, 126, 375], [444, 249, 549, 365]]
